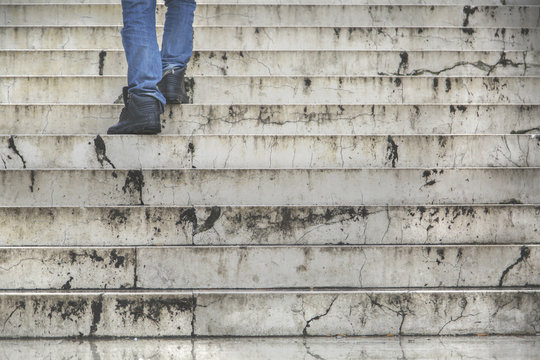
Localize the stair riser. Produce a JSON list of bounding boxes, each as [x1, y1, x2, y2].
[[140, 245, 538, 288], [4, 246, 536, 290], [0, 291, 537, 337], [3, 50, 538, 76], [2, 76, 537, 104], [1, 27, 536, 51], [1, 206, 538, 246], [4, 5, 538, 27], [2, 135, 539, 169], [2, 104, 538, 136], [1, 169, 538, 206], [0, 248, 134, 289]]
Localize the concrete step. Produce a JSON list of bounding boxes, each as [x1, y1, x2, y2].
[[0, 290, 538, 337], [1, 135, 539, 170], [1, 205, 538, 246], [2, 76, 538, 104], [2, 245, 537, 289], [4, 4, 538, 27], [1, 169, 538, 206], [3, 50, 539, 76], [2, 104, 539, 136], [1, 26, 536, 51], [1, 337, 539, 360]]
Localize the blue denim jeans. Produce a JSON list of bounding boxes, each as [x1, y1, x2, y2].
[[121, 0, 196, 106]]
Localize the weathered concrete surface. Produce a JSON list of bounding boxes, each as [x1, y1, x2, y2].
[[1, 134, 539, 169], [0, 169, 538, 206], [194, 290, 540, 336], [0, 248, 134, 289], [2, 104, 538, 136], [3, 50, 539, 76], [0, 292, 193, 337], [2, 76, 538, 104], [0, 336, 539, 359], [4, 4, 539, 27], [0, 290, 538, 337], [137, 245, 539, 288], [1, 206, 538, 246], [1, 27, 536, 51]]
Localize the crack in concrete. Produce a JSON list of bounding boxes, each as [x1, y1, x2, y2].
[[498, 246, 530, 286], [302, 296, 338, 336], [437, 298, 479, 335]]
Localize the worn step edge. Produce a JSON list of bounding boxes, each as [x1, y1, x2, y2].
[[2, 76, 537, 104], [1, 134, 539, 170], [1, 204, 538, 245], [4, 5, 538, 28], [4, 244, 529, 289], [3, 50, 539, 77], [1, 168, 539, 206], [0, 289, 538, 337]]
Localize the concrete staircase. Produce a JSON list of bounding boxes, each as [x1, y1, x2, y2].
[[0, 0, 539, 343]]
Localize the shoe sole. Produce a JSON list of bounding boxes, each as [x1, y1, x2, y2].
[[107, 122, 161, 135]]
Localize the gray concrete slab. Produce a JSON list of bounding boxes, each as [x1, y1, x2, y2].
[[1, 104, 538, 136], [1, 76, 538, 104], [1, 27, 536, 51], [1, 206, 538, 246], [3, 50, 538, 77], [0, 290, 538, 337], [1, 134, 539, 169], [1, 168, 539, 206], [3, 4, 539, 27]]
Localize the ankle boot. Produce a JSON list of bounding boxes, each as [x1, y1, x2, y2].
[[107, 87, 162, 135], [158, 67, 190, 104]]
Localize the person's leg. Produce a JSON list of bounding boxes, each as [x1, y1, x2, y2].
[[161, 0, 197, 72], [121, 0, 166, 105], [158, 0, 196, 104], [108, 0, 164, 134]]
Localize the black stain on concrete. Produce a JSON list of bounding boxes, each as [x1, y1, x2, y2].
[[8, 136, 26, 168], [462, 6, 478, 27], [90, 296, 103, 335], [184, 77, 195, 104], [122, 170, 145, 205], [98, 50, 107, 76], [109, 249, 126, 268], [29, 170, 35, 192], [89, 250, 105, 263], [501, 198, 523, 204], [397, 52, 409, 75], [194, 206, 222, 235], [445, 78, 452, 92], [386, 135, 399, 168], [61, 276, 74, 290], [47, 300, 88, 321], [108, 209, 128, 224], [93, 135, 115, 168], [114, 297, 194, 324]]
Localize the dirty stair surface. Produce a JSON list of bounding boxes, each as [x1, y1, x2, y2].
[[0, 0, 539, 354]]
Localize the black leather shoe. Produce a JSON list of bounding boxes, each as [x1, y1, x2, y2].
[[158, 67, 189, 104], [107, 87, 162, 135]]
